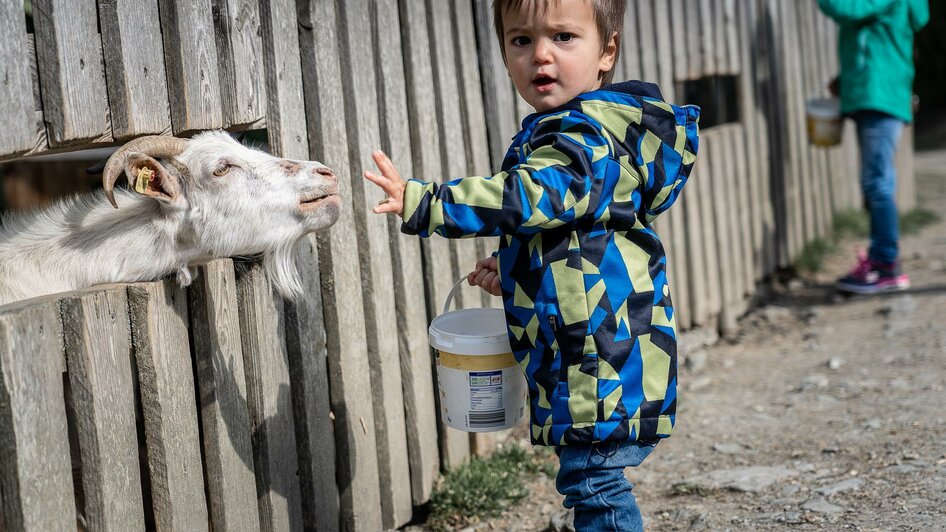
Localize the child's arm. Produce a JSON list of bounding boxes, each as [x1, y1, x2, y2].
[[365, 114, 614, 239]]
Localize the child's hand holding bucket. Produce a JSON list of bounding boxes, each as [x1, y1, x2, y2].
[[468, 256, 501, 296]]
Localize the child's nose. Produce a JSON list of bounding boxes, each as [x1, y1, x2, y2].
[[532, 39, 553, 64]]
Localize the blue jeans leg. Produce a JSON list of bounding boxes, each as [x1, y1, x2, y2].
[[855, 111, 904, 264], [555, 441, 656, 532]]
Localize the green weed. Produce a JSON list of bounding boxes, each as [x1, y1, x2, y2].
[[426, 444, 556, 531], [900, 208, 940, 235], [794, 237, 836, 273]]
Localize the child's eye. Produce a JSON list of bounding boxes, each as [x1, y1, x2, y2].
[[511, 35, 531, 46], [554, 32, 574, 42]]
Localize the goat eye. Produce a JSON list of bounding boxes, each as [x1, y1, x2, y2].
[[213, 165, 230, 177]]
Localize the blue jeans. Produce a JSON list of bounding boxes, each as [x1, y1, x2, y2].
[[555, 440, 656, 531], [854, 111, 904, 264]]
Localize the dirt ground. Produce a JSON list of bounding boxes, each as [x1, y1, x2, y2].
[[436, 152, 946, 532]]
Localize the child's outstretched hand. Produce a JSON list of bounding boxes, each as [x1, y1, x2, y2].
[[363, 150, 406, 216], [468, 255, 501, 296]]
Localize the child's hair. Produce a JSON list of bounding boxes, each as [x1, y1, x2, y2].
[[492, 0, 626, 85]]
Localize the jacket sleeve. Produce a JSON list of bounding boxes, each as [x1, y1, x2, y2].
[[817, 0, 898, 24], [400, 113, 611, 238], [910, 0, 929, 32]]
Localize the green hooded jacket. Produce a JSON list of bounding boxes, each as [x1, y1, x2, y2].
[[818, 0, 929, 122]]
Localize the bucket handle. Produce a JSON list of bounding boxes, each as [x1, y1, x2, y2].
[[442, 276, 469, 316]]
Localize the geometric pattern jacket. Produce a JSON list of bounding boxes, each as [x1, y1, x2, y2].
[[401, 81, 701, 446]]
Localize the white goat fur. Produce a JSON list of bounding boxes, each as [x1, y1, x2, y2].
[[0, 131, 341, 306]]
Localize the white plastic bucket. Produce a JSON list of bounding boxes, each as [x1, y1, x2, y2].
[[429, 278, 527, 432], [806, 97, 843, 147]]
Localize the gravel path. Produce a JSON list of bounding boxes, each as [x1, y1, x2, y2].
[[444, 155, 946, 532]]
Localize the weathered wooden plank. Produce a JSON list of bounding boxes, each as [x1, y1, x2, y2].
[[713, 0, 728, 74], [296, 1, 384, 529], [373, 0, 440, 506], [728, 125, 754, 305], [697, 131, 722, 320], [127, 281, 209, 531], [711, 127, 738, 335], [724, 0, 741, 75], [682, 135, 710, 327], [337, 1, 413, 527], [397, 0, 472, 470], [0, 299, 75, 532], [670, 0, 689, 82], [61, 287, 144, 532], [187, 260, 261, 532], [698, 0, 716, 76], [0, 1, 41, 157], [427, 0, 479, 468], [158, 0, 223, 134], [32, 0, 110, 147], [212, 0, 266, 129], [651, 0, 689, 331], [473, 0, 520, 165], [259, 0, 308, 159], [233, 262, 304, 532], [452, 0, 505, 453], [622, 0, 641, 79], [635, 0, 658, 82], [737, 0, 766, 281], [685, 0, 702, 80], [282, 235, 341, 531], [97, 0, 172, 139]]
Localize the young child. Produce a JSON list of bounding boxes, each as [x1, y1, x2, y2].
[[365, 0, 699, 529]]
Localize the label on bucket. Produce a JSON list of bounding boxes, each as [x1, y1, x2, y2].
[[435, 351, 527, 433], [469, 371, 505, 428]]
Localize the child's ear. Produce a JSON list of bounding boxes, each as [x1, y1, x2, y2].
[[599, 31, 619, 75]]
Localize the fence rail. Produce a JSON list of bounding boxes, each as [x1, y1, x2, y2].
[[0, 0, 917, 530]]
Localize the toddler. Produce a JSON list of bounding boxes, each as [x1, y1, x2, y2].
[[365, 0, 700, 529]]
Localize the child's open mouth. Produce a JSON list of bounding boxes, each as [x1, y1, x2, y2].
[[532, 75, 557, 93]]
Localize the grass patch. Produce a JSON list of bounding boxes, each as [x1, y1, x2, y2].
[[900, 208, 940, 235], [832, 210, 870, 239], [426, 444, 556, 530], [671, 481, 714, 497], [794, 237, 836, 273]]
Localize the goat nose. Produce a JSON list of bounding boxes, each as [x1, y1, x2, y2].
[[314, 166, 337, 182]]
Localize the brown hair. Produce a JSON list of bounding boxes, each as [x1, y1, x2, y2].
[[492, 0, 626, 85]]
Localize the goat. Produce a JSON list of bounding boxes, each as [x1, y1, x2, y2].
[[0, 131, 341, 306]]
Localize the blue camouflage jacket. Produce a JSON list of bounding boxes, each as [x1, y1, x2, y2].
[[402, 81, 700, 446]]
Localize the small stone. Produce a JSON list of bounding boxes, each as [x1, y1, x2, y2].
[[777, 511, 804, 524], [815, 477, 865, 496], [797, 374, 829, 391], [722, 358, 735, 369], [863, 419, 882, 430], [885, 464, 918, 474], [827, 357, 844, 370], [688, 376, 713, 391], [682, 466, 798, 493], [761, 305, 793, 322], [781, 484, 801, 496], [821, 446, 839, 454], [802, 496, 844, 514], [550, 509, 575, 532], [685, 350, 708, 373], [787, 278, 804, 291], [801, 306, 824, 323], [713, 443, 744, 454]]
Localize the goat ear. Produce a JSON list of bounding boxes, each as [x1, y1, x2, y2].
[[124, 153, 183, 206]]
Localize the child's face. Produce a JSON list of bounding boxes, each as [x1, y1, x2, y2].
[[501, 0, 617, 112]]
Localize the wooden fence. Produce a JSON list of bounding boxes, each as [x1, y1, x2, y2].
[[0, 1, 917, 531]]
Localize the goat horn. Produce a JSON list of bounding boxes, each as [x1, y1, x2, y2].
[[102, 135, 189, 208]]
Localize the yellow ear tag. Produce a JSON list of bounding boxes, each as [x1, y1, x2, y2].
[[135, 167, 154, 194]]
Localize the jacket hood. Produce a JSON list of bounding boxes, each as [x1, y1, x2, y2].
[[573, 81, 700, 223]]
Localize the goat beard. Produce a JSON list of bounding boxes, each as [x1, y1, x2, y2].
[[263, 236, 308, 301]]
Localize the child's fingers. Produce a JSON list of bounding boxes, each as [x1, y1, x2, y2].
[[472, 267, 491, 287], [372, 150, 400, 180], [488, 275, 501, 296], [372, 198, 402, 215], [363, 170, 393, 193]]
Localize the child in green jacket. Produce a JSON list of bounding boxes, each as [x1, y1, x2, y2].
[[365, 1, 699, 529]]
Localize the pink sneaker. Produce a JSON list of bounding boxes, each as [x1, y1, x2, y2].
[[836, 249, 910, 294]]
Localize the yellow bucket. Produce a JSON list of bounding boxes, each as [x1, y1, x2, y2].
[[806, 97, 843, 147], [429, 278, 527, 432]]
